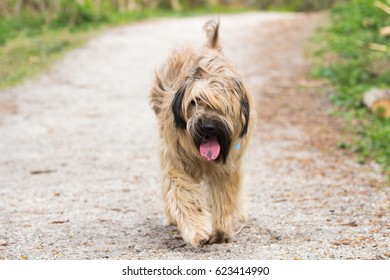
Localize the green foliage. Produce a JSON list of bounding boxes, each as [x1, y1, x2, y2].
[[0, 1, 114, 46], [254, 0, 344, 11], [315, 0, 390, 177], [52, 0, 110, 27]]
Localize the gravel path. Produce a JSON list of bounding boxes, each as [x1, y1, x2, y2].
[[0, 12, 389, 260]]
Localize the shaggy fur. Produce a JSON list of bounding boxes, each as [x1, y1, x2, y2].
[[150, 19, 254, 247]]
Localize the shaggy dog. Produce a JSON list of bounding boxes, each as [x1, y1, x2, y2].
[[150, 19, 254, 247]]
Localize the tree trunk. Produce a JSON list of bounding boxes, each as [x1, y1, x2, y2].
[[170, 0, 182, 11], [15, 0, 25, 16]]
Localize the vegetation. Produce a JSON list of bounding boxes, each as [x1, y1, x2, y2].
[[254, 0, 345, 11], [0, 0, 342, 90], [314, 0, 390, 177]]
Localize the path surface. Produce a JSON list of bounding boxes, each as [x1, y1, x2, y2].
[[0, 12, 389, 260]]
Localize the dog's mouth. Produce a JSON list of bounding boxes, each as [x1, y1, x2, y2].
[[190, 116, 232, 163], [200, 135, 220, 161]]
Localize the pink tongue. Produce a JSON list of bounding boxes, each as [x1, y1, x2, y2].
[[200, 136, 220, 161]]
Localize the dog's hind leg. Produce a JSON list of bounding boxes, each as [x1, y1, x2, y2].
[[162, 171, 212, 247]]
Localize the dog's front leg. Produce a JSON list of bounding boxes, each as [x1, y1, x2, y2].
[[162, 171, 212, 247], [209, 168, 247, 244]]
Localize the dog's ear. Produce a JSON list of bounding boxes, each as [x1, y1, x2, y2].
[[172, 84, 187, 129], [234, 80, 250, 137], [194, 67, 203, 79], [150, 73, 165, 115], [240, 96, 250, 137]]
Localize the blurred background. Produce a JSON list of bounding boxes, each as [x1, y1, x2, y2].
[[0, 1, 344, 19], [0, 1, 345, 42], [0, 0, 350, 90], [0, 0, 389, 176]]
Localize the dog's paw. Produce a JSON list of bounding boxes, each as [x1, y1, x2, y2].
[[181, 226, 212, 248], [208, 229, 233, 244]]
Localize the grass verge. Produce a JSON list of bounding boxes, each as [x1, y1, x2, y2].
[[0, 28, 96, 89], [313, 0, 390, 178]]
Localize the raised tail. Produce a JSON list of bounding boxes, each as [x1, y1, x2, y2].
[[203, 18, 220, 50]]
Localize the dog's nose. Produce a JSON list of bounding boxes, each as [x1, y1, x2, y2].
[[203, 122, 216, 134]]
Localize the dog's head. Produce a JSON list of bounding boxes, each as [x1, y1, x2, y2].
[[172, 61, 250, 163]]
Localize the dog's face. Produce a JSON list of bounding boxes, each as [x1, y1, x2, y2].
[[172, 61, 250, 163]]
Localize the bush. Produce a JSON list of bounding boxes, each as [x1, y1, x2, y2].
[[51, 0, 111, 27]]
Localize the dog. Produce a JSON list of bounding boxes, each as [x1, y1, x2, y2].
[[149, 19, 254, 247]]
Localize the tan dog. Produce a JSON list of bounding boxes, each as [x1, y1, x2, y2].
[[150, 19, 254, 247]]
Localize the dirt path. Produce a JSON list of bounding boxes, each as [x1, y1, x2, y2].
[[0, 12, 389, 260]]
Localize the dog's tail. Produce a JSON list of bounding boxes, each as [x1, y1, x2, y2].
[[203, 18, 220, 50]]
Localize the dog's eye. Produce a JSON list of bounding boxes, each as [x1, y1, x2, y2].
[[190, 100, 196, 107]]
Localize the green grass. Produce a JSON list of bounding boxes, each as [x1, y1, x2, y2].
[[313, 0, 390, 178], [0, 6, 251, 91], [0, 28, 94, 89]]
